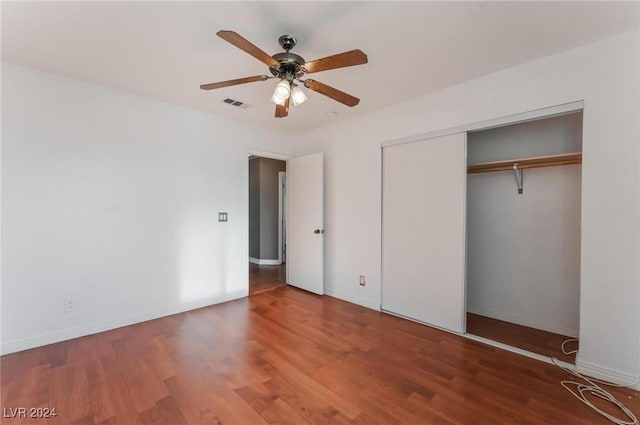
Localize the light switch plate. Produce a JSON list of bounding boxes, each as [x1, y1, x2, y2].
[[218, 212, 228, 222]]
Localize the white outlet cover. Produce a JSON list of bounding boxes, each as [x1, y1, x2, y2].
[[64, 299, 75, 312]]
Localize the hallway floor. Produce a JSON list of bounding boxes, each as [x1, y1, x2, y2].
[[249, 263, 286, 295]]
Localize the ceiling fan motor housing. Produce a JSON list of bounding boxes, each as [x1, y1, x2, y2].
[[269, 51, 307, 79]]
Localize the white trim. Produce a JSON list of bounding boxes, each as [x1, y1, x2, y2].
[[381, 100, 584, 148], [463, 333, 575, 368], [460, 134, 468, 335], [0, 290, 247, 355], [247, 150, 289, 161], [249, 257, 282, 266], [325, 287, 380, 311], [278, 171, 286, 265], [576, 356, 640, 389], [467, 305, 579, 338], [379, 146, 385, 313]]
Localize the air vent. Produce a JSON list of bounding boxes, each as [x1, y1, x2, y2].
[[223, 98, 250, 109]]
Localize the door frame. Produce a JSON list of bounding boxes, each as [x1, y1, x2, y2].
[[247, 150, 289, 293], [278, 171, 286, 264]]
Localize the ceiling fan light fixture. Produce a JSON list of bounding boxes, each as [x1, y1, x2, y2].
[[272, 79, 291, 101], [271, 92, 287, 106], [290, 85, 307, 106]]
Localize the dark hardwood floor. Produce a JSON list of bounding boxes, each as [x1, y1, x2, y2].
[[249, 263, 286, 295], [2, 287, 638, 424], [466, 313, 578, 363]]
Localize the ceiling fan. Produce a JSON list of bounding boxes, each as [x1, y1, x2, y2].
[[200, 30, 368, 118]]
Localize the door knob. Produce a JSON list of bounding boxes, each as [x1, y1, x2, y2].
[[313, 229, 325, 234]]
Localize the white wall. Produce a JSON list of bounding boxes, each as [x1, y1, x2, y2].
[[467, 166, 582, 336], [466, 113, 583, 163], [0, 62, 289, 354], [292, 30, 640, 383], [466, 114, 582, 337]]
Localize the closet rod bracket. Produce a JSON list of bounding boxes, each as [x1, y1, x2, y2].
[[513, 163, 524, 194]]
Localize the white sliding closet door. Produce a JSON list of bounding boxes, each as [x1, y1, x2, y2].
[[382, 133, 467, 333]]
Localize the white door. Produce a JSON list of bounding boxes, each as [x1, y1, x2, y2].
[[286, 153, 324, 295], [382, 133, 467, 333]]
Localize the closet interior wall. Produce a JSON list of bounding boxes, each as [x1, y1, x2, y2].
[[466, 112, 583, 339]]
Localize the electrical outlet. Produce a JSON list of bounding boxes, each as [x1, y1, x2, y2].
[[359, 275, 366, 286], [64, 299, 76, 313]]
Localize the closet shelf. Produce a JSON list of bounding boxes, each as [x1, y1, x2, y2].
[[467, 152, 582, 174]]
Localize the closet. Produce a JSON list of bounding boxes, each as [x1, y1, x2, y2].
[[382, 105, 583, 362], [465, 112, 582, 361]]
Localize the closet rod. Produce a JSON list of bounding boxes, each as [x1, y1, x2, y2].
[[467, 152, 582, 174]]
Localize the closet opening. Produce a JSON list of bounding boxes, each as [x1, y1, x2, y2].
[[464, 111, 583, 364]]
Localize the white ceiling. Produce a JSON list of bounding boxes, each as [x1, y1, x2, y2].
[[2, 1, 638, 133]]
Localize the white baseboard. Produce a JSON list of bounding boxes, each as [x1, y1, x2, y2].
[[576, 356, 640, 389], [467, 305, 578, 338], [324, 287, 380, 311], [0, 290, 247, 355], [464, 333, 572, 366], [249, 257, 282, 266]]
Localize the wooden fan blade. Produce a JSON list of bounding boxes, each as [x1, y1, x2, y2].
[[304, 80, 360, 107], [275, 97, 290, 118], [304, 49, 368, 74], [200, 75, 269, 90], [217, 30, 278, 67]]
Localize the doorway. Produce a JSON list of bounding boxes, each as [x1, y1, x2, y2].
[[249, 155, 287, 295]]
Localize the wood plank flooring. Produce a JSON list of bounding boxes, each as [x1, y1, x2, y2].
[[466, 313, 578, 363], [249, 263, 286, 295], [2, 287, 638, 425]]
